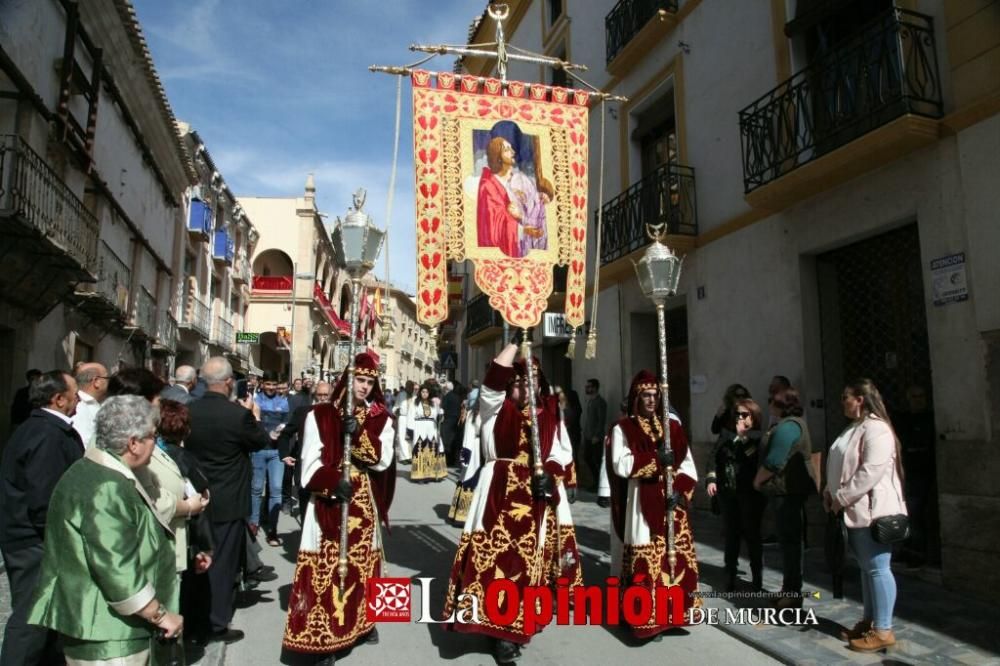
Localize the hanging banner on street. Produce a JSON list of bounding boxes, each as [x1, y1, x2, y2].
[[411, 70, 589, 330]]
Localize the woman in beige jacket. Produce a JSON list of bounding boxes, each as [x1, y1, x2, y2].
[[824, 378, 907, 653]]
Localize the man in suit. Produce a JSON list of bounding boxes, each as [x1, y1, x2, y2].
[[8, 369, 41, 430], [184, 357, 269, 644], [0, 370, 83, 665], [161, 365, 197, 404]]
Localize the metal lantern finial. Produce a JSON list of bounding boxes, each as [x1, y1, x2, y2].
[[332, 188, 386, 278], [633, 226, 683, 302]]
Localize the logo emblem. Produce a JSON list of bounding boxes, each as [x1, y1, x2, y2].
[[366, 578, 411, 622]]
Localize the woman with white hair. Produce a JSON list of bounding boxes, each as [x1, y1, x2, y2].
[[28, 395, 182, 664]]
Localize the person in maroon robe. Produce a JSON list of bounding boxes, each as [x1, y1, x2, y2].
[[442, 340, 580, 664], [607, 369, 701, 640], [282, 353, 395, 665]]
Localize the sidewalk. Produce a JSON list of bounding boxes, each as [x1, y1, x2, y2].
[[689, 507, 1000, 665]]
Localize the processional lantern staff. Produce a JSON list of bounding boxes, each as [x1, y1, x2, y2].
[[632, 223, 684, 578], [330, 188, 386, 593]]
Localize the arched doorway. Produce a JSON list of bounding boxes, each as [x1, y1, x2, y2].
[[339, 282, 352, 320], [252, 249, 293, 276]]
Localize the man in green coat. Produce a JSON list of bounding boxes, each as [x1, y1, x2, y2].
[[28, 395, 183, 664]]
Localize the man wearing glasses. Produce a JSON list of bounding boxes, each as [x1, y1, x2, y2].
[[71, 363, 108, 449]]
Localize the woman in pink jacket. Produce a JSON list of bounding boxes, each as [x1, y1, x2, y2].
[[824, 378, 907, 654]]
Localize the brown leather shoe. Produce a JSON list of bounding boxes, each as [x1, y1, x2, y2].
[[840, 619, 873, 641], [848, 628, 896, 653]]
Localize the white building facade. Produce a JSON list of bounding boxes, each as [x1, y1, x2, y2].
[[462, 0, 1000, 596]]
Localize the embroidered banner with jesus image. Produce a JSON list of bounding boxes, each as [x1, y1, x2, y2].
[[411, 70, 589, 331]]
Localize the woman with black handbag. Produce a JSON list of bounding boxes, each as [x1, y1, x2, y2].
[[825, 378, 908, 653]]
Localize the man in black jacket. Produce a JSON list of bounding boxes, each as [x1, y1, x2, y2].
[[0, 370, 82, 665], [184, 357, 269, 644]]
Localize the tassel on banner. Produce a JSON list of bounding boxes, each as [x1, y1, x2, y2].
[[565, 327, 576, 358], [584, 328, 598, 359]]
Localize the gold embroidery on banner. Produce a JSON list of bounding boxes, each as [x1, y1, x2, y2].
[[551, 127, 573, 266], [442, 117, 465, 260]]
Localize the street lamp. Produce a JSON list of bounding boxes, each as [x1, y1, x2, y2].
[[633, 223, 683, 579], [330, 188, 385, 589]]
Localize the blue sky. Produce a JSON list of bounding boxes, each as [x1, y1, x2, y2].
[[133, 0, 484, 294]]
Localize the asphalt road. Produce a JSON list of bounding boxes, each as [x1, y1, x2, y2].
[[225, 467, 778, 665]]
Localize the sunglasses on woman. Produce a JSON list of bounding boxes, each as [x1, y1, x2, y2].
[[736, 411, 752, 420]]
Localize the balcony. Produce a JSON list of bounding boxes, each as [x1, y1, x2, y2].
[[313, 282, 353, 337], [465, 292, 504, 345], [252, 275, 292, 293], [232, 255, 251, 285], [154, 309, 177, 353], [178, 283, 211, 339], [212, 316, 234, 351], [739, 9, 942, 210], [132, 287, 157, 339], [598, 161, 697, 282], [605, 0, 679, 75], [0, 134, 99, 316], [212, 229, 234, 266], [187, 200, 212, 240], [400, 340, 413, 356], [73, 241, 131, 322]]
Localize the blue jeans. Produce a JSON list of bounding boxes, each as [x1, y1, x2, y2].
[[250, 448, 284, 533], [848, 526, 897, 630]]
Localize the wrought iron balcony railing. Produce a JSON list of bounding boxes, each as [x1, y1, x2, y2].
[[180, 284, 212, 338], [133, 287, 157, 337], [73, 240, 131, 317], [156, 309, 177, 351], [465, 292, 504, 339], [739, 8, 942, 194], [214, 316, 234, 350], [605, 0, 678, 64], [598, 161, 697, 266], [0, 134, 99, 270]]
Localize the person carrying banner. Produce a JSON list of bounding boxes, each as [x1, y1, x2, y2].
[[608, 370, 700, 640], [282, 353, 395, 664], [442, 339, 581, 664]]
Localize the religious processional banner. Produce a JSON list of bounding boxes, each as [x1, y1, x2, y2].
[[411, 70, 589, 331]]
